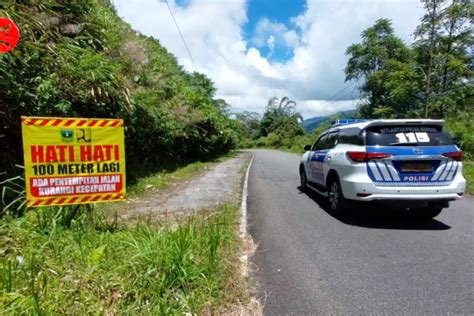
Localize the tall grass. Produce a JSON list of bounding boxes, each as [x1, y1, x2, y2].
[[0, 204, 242, 314], [1, 166, 26, 216], [463, 161, 473, 195]]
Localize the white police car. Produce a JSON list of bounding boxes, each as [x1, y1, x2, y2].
[[299, 119, 466, 218]]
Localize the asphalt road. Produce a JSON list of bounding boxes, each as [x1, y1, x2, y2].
[[247, 149, 473, 315]]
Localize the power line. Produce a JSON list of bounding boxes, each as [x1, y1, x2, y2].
[[326, 85, 351, 101], [163, 0, 198, 72]]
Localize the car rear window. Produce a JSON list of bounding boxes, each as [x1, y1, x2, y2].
[[365, 125, 454, 146]]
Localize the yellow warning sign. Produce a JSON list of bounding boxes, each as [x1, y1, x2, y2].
[[21, 116, 126, 207]]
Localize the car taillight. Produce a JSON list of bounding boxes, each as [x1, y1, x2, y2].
[[347, 151, 392, 163], [442, 151, 463, 161], [367, 153, 392, 159], [347, 152, 366, 162]]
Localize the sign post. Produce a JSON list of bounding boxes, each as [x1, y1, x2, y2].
[[21, 117, 126, 207]]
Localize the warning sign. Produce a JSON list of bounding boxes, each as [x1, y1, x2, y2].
[[0, 18, 20, 53], [21, 117, 126, 207]]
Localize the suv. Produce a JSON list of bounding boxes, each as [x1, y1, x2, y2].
[[299, 119, 466, 218]]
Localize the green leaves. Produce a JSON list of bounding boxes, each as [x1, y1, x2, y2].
[[345, 19, 410, 82], [89, 245, 106, 264], [259, 97, 305, 138], [345, 0, 472, 146]]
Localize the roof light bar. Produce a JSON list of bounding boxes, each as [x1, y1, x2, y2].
[[331, 119, 372, 126]]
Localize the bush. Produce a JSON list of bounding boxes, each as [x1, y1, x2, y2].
[[445, 112, 474, 159]]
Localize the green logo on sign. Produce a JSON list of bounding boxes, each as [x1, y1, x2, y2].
[[60, 129, 74, 143]]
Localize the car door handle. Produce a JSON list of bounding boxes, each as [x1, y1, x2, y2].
[[327, 156, 332, 161]]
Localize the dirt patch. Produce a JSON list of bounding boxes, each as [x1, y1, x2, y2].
[[116, 153, 252, 219]]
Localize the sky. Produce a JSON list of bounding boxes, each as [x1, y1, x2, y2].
[[112, 0, 425, 119]]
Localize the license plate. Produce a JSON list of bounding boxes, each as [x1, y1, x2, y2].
[[400, 161, 433, 173]]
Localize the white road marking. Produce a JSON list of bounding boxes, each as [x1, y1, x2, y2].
[[240, 153, 254, 236], [240, 153, 255, 278]]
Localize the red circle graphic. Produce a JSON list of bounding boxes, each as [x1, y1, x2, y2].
[[0, 18, 20, 53]]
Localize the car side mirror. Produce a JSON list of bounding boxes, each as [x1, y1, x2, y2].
[[304, 145, 312, 151]]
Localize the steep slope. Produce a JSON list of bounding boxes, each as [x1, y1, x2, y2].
[[0, 0, 241, 183]]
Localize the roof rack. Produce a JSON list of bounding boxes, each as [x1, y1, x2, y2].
[[331, 119, 372, 127]]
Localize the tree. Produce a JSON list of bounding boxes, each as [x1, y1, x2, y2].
[[213, 98, 232, 114], [184, 72, 216, 98], [414, 0, 473, 117], [234, 111, 261, 139], [346, 4, 472, 119], [414, 0, 444, 117], [259, 97, 304, 137], [363, 59, 422, 118], [345, 19, 414, 118], [345, 19, 411, 81], [438, 1, 472, 92]]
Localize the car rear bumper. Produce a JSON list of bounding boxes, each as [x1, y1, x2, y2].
[[354, 192, 462, 201], [340, 174, 466, 202]]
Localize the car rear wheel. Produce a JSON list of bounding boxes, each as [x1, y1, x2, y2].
[[299, 166, 307, 190], [327, 177, 346, 213]]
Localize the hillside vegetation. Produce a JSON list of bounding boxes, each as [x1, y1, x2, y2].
[[0, 0, 241, 190]]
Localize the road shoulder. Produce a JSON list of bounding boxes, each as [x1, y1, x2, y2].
[[115, 152, 252, 220]]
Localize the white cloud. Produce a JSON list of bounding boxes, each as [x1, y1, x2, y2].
[[112, 0, 424, 119], [283, 30, 299, 48], [266, 35, 275, 55], [251, 17, 300, 52], [299, 99, 358, 118]]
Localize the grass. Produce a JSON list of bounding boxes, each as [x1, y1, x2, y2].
[[0, 203, 246, 314], [463, 161, 474, 195], [0, 151, 252, 314]]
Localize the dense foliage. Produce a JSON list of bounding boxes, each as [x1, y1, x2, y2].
[[236, 97, 347, 153], [236, 96, 306, 149], [0, 0, 241, 189]]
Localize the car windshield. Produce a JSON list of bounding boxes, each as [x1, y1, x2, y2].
[[365, 125, 454, 146]]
